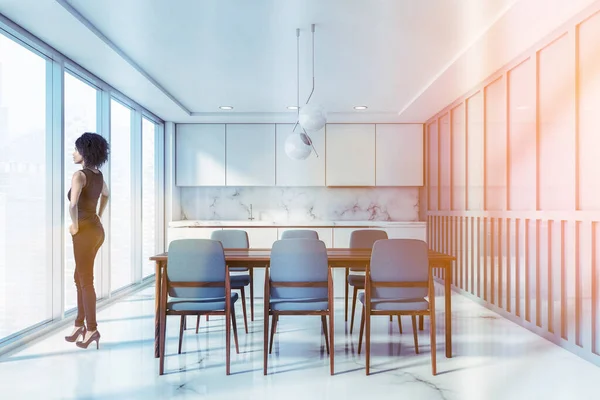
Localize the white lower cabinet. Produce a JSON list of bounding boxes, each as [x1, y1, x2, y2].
[[276, 228, 333, 248], [167, 227, 222, 246], [384, 226, 427, 241]]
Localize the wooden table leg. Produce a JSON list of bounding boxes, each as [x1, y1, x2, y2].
[[344, 267, 349, 322], [250, 267, 254, 322], [154, 260, 162, 358], [445, 262, 452, 358]]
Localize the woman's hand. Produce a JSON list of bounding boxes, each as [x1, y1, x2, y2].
[[69, 224, 79, 236]]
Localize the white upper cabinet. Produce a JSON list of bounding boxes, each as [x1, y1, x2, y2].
[[226, 124, 276, 186], [375, 124, 424, 186], [176, 124, 226, 186], [326, 124, 375, 186], [275, 124, 325, 186]]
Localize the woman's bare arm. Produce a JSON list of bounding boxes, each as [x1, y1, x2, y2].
[[69, 171, 86, 233], [98, 180, 110, 219]]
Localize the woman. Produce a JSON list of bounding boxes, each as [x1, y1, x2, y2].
[[64, 132, 110, 349]]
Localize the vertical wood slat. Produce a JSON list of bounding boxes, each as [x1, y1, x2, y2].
[[499, 217, 504, 309], [576, 220, 582, 347], [516, 218, 521, 318], [484, 217, 489, 302], [491, 218, 496, 305], [454, 216, 458, 286], [506, 218, 513, 313], [471, 216, 475, 295], [593, 221, 598, 355], [548, 220, 554, 334], [536, 219, 541, 328], [524, 218, 531, 322], [445, 216, 450, 281], [561, 220, 567, 340], [459, 216, 464, 290], [477, 217, 482, 298]]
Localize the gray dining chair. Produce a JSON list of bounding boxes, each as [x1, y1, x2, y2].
[[263, 238, 334, 375], [345, 229, 391, 334], [357, 239, 437, 375], [202, 229, 252, 334], [159, 239, 239, 375], [280, 229, 319, 240]]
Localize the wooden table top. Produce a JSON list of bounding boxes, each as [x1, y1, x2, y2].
[[150, 248, 455, 264]]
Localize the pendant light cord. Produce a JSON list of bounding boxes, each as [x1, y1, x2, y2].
[[305, 24, 315, 105]]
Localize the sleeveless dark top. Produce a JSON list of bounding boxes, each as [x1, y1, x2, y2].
[[67, 168, 104, 221]]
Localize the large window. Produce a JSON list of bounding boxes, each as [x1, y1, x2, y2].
[[63, 72, 99, 311], [0, 33, 48, 340], [0, 20, 163, 349], [110, 99, 133, 290], [142, 118, 156, 278]]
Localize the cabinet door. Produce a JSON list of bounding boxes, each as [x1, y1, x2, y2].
[[275, 124, 325, 186], [176, 124, 226, 186], [326, 124, 375, 186], [277, 228, 333, 248], [376, 124, 424, 186], [384, 226, 427, 241], [226, 124, 275, 186], [167, 228, 222, 246]]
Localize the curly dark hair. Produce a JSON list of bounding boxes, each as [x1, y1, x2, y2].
[[75, 132, 110, 168]]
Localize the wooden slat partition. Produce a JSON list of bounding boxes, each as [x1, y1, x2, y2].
[[423, 3, 600, 367]]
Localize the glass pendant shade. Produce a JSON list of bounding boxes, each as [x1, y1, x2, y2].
[[285, 132, 312, 160], [299, 103, 327, 132]]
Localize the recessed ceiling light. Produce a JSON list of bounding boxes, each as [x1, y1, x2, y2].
[[353, 106, 368, 110], [287, 106, 299, 110], [219, 106, 233, 110]]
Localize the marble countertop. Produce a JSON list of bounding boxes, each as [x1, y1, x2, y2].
[[169, 220, 426, 228]]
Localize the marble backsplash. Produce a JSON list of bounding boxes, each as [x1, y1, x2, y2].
[[179, 187, 419, 222]]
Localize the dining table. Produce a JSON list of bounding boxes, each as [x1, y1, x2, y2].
[[149, 248, 456, 359]]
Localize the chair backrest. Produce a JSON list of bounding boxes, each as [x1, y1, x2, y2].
[[349, 229, 388, 249], [167, 239, 226, 299], [369, 239, 429, 299], [210, 229, 249, 248], [280, 229, 319, 240], [269, 239, 328, 299]]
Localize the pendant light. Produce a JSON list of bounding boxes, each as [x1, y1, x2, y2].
[[285, 28, 314, 160]]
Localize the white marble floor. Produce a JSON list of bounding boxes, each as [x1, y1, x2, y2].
[[1, 286, 599, 400]]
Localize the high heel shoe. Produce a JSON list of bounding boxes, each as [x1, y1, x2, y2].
[[65, 326, 86, 343], [76, 330, 101, 349]]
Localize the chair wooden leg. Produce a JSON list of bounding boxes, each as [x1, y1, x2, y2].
[[206, 315, 209, 321], [344, 267, 349, 322], [329, 306, 335, 376], [365, 307, 371, 375], [397, 315, 403, 334], [321, 315, 330, 355], [411, 315, 419, 354], [389, 315, 392, 322], [350, 287, 358, 334], [225, 307, 231, 375], [231, 307, 239, 354], [419, 315, 424, 330], [249, 269, 254, 322], [263, 302, 269, 375], [358, 307, 365, 354], [178, 316, 185, 354], [195, 315, 200, 334], [183, 316, 187, 330], [430, 312, 437, 375], [240, 287, 248, 334], [159, 307, 167, 375], [269, 313, 278, 354]]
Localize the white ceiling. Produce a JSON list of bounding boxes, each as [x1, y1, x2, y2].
[[0, 0, 597, 123]]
